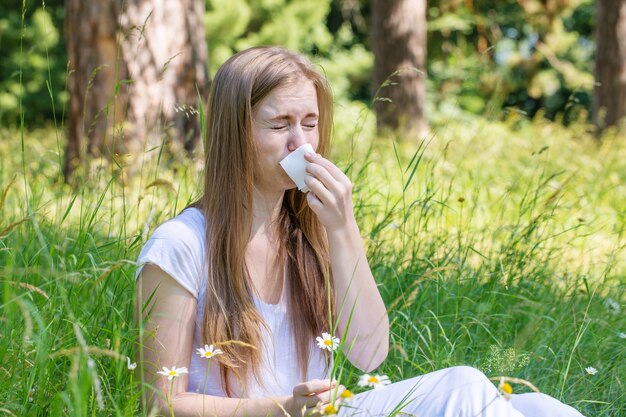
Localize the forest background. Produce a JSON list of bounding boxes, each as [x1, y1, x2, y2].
[[0, 0, 603, 126], [0, 0, 625, 416]]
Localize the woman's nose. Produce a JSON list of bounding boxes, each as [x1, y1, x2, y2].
[[287, 125, 307, 151]]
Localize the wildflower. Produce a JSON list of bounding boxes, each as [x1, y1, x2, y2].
[[197, 344, 224, 359], [320, 403, 338, 415], [28, 387, 35, 403], [157, 366, 189, 380], [127, 357, 137, 371], [585, 366, 598, 376], [498, 381, 513, 400], [358, 373, 391, 389], [604, 298, 620, 315], [339, 389, 354, 404], [316, 332, 340, 352], [619, 332, 626, 339]]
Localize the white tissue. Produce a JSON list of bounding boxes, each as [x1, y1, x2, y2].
[[279, 143, 315, 192]]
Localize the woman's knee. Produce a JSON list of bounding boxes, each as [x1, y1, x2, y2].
[[444, 365, 492, 386]]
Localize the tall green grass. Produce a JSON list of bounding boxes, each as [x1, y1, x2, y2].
[[1, 113, 624, 415]]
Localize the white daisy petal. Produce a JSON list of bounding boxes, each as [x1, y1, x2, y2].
[[358, 373, 371, 387], [157, 365, 188, 380], [197, 343, 224, 359], [316, 332, 340, 352], [373, 374, 391, 389], [358, 373, 391, 389], [585, 366, 598, 375]]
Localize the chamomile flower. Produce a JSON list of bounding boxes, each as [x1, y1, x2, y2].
[[157, 366, 189, 380], [358, 373, 391, 389], [339, 389, 354, 404], [316, 332, 340, 352], [604, 298, 620, 315], [196, 344, 223, 359], [498, 381, 513, 400], [619, 332, 626, 339], [320, 403, 338, 415], [28, 387, 36, 403], [585, 366, 598, 376], [127, 357, 137, 371]]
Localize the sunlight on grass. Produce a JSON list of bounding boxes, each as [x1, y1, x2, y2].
[[0, 112, 625, 415]]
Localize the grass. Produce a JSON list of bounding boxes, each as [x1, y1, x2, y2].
[[0, 107, 624, 416]]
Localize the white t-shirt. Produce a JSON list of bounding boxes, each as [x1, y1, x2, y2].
[[136, 207, 328, 398]]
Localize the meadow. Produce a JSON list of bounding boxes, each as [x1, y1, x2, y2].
[[0, 104, 625, 416]]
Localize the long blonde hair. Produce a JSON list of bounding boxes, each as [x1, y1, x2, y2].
[[193, 46, 334, 396]]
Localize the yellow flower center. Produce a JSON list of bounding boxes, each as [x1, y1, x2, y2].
[[324, 404, 338, 414], [367, 376, 379, 383], [324, 339, 332, 346], [168, 371, 177, 376], [340, 390, 353, 398], [501, 383, 513, 395]]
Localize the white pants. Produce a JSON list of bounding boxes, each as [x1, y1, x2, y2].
[[339, 366, 585, 417]]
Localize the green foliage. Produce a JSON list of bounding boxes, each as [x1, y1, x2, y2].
[[0, 0, 602, 128], [427, 0, 595, 123], [0, 0, 67, 125], [205, 0, 333, 72], [203, 0, 373, 103]]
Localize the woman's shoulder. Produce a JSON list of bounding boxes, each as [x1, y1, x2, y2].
[[151, 207, 205, 243], [136, 207, 206, 297]]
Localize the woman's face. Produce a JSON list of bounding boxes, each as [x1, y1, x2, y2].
[[251, 78, 320, 194]]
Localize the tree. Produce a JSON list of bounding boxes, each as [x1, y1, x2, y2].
[[593, 0, 626, 133], [372, 0, 427, 136], [64, 0, 209, 179]]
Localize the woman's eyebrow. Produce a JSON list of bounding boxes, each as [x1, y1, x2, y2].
[[268, 113, 319, 121]]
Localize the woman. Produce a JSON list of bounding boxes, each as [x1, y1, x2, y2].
[[136, 46, 585, 416]]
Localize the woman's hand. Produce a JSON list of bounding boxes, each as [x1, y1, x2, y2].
[[284, 379, 343, 416], [304, 152, 356, 231]]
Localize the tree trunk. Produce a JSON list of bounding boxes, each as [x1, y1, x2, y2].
[[65, 1, 122, 179], [372, 0, 427, 137], [65, 0, 209, 180], [593, 0, 626, 134]]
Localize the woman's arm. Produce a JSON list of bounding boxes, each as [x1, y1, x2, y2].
[[136, 264, 338, 416], [304, 153, 390, 372]]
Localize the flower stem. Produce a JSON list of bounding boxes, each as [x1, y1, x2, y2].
[[202, 361, 211, 417], [168, 379, 175, 417]]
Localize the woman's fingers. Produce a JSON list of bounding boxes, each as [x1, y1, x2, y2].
[[292, 379, 338, 408], [305, 161, 344, 193], [304, 152, 349, 183], [304, 158, 352, 206], [293, 379, 335, 396], [301, 153, 356, 230], [305, 175, 336, 207], [288, 380, 347, 417], [305, 156, 351, 194]]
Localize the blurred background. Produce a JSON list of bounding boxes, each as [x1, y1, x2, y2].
[[0, 0, 623, 178]]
